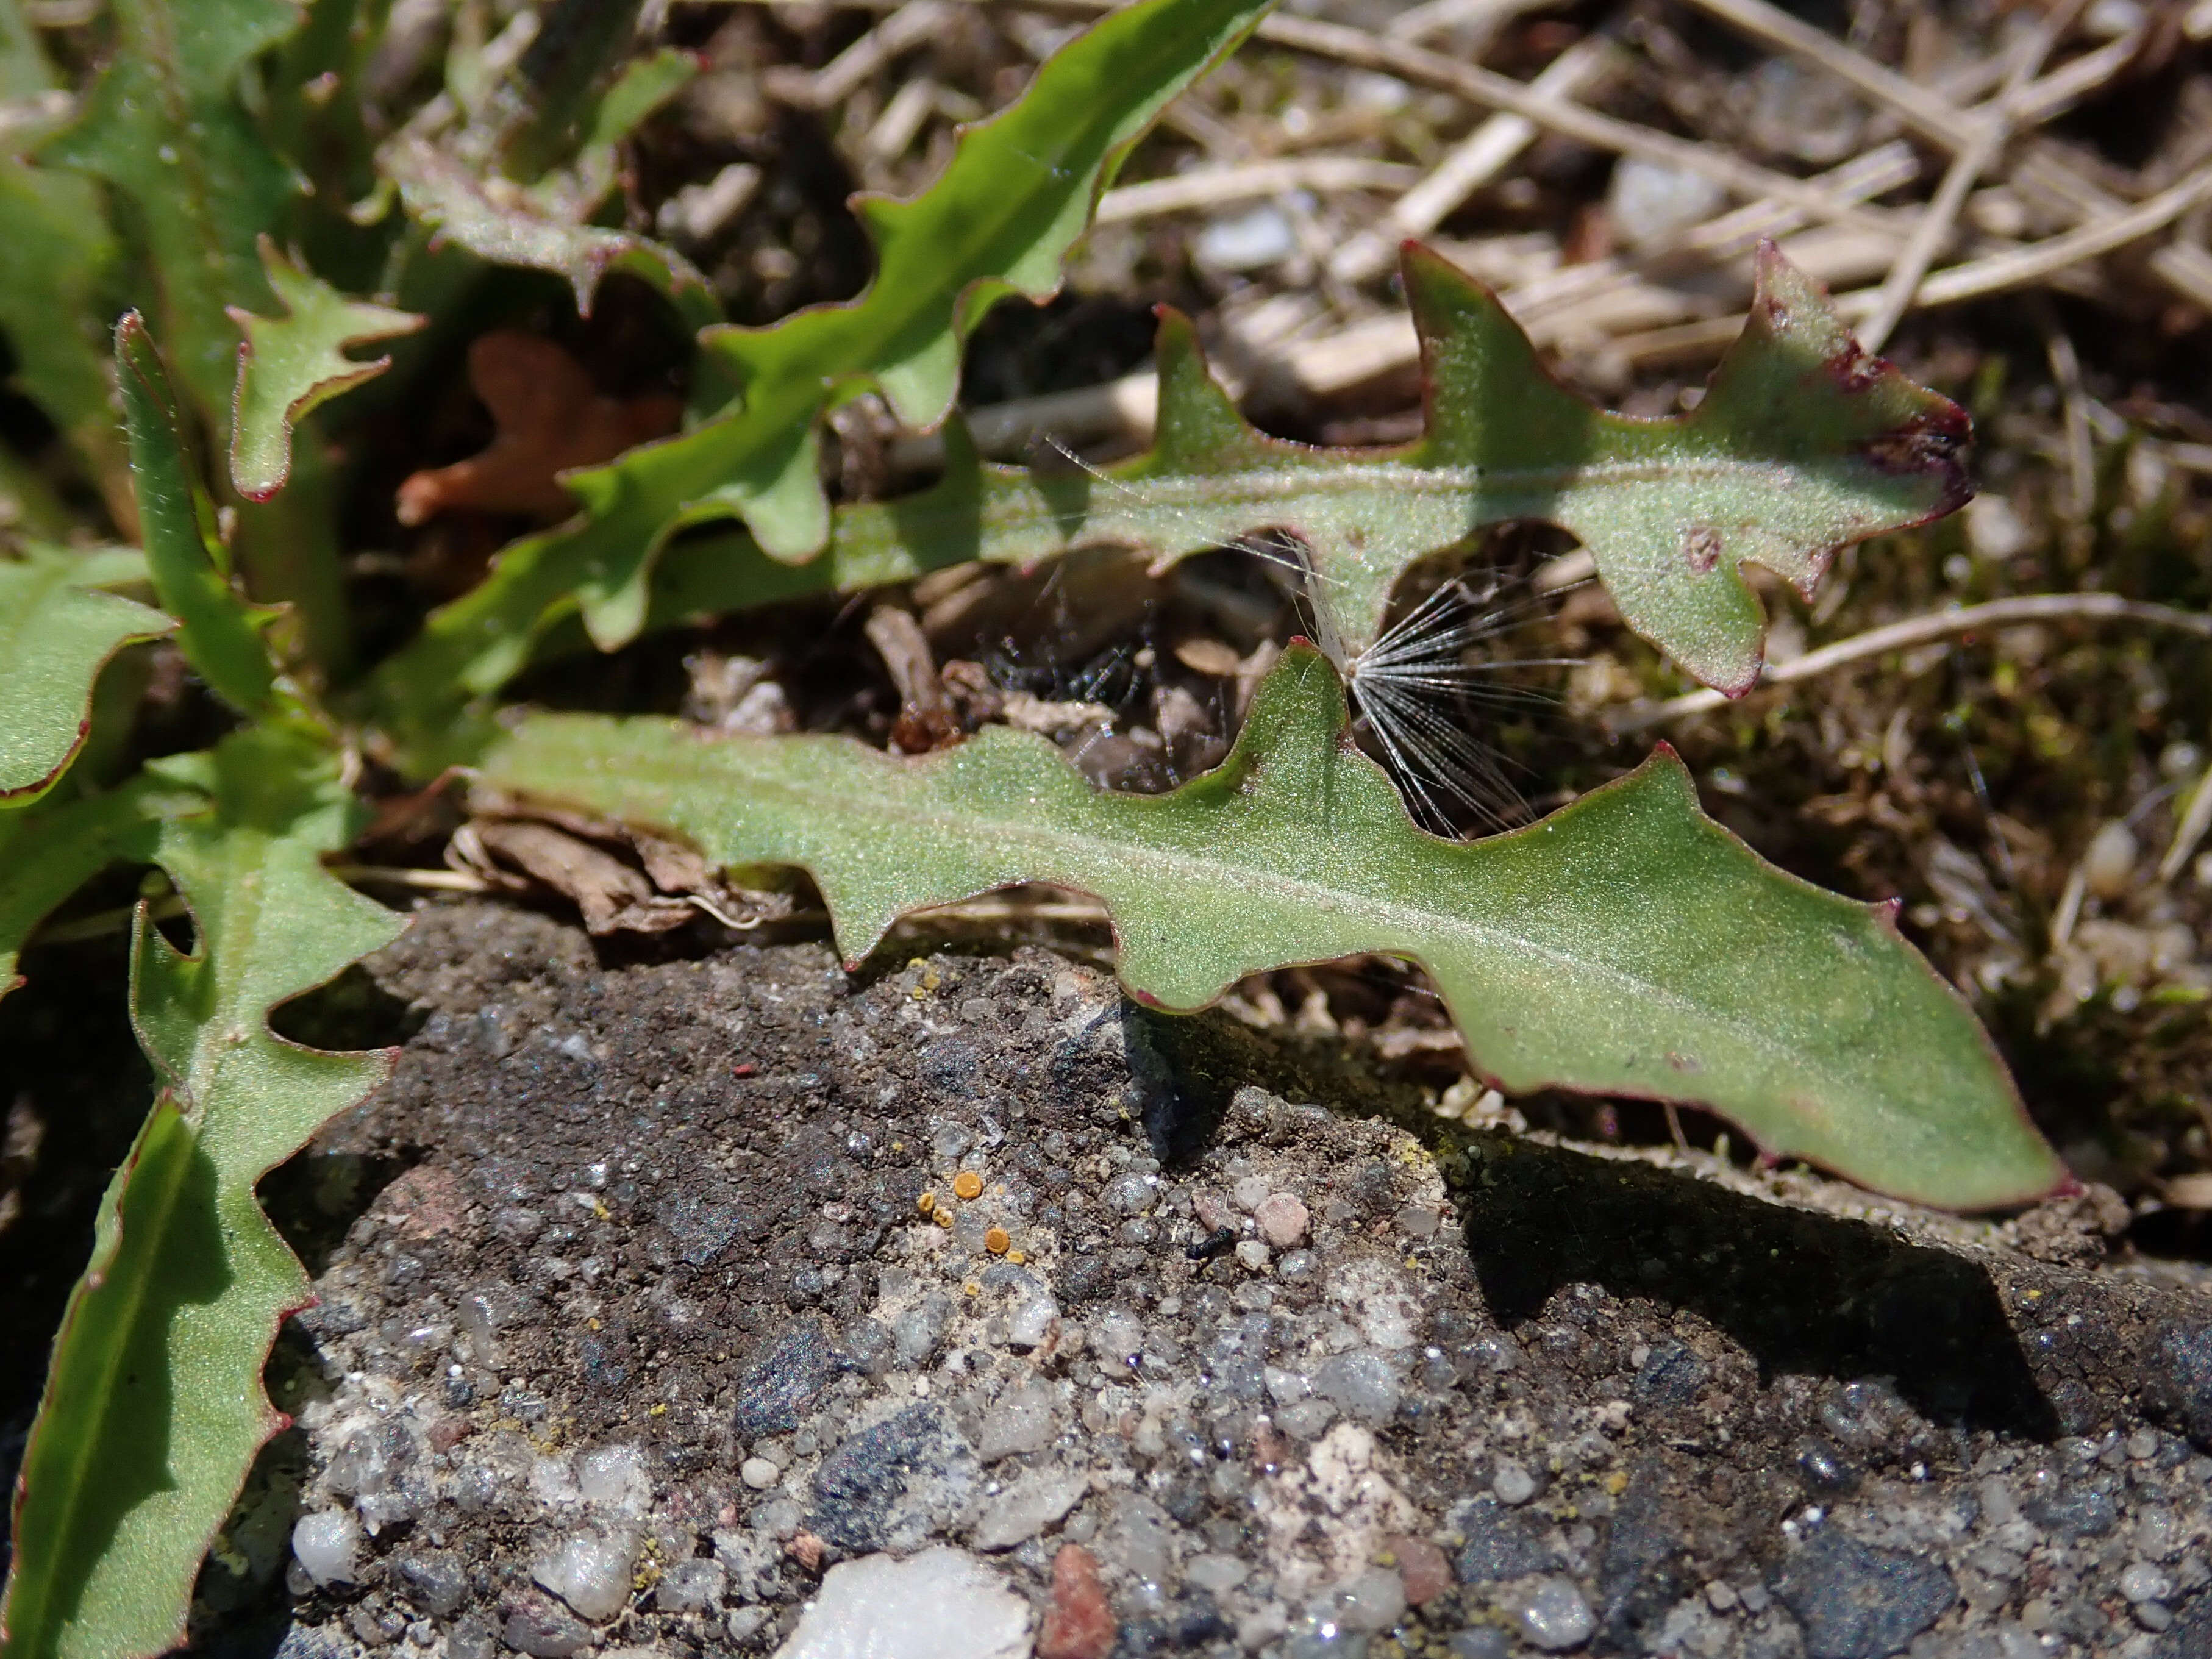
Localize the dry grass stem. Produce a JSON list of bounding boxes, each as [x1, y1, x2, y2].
[[1255, 15, 1903, 237], [1325, 37, 1613, 284], [1096, 156, 1421, 224], [1619, 596, 2212, 733], [1680, 0, 1981, 150]]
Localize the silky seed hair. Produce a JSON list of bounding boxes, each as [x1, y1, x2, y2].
[[1335, 561, 1582, 838], [1031, 437, 1576, 832]]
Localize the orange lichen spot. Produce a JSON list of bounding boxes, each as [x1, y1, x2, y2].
[[953, 1171, 984, 1201], [934, 1206, 955, 1229], [1007, 1249, 1027, 1265], [918, 1190, 936, 1216], [964, 1279, 982, 1296], [985, 1226, 1011, 1255]]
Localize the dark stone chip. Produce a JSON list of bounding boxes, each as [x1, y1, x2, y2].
[[1632, 1337, 1706, 1408], [1598, 1461, 1691, 1647], [2145, 1322, 2212, 1450], [2022, 1477, 2117, 1539], [1446, 1630, 1512, 1659], [809, 1401, 977, 1554], [1454, 1498, 1558, 1583], [394, 1549, 468, 1617], [502, 1594, 593, 1658], [1773, 1530, 1957, 1659], [2155, 1591, 2212, 1659], [732, 1318, 842, 1438], [1796, 1437, 1858, 1493]]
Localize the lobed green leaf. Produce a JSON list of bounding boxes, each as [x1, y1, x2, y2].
[[0, 0, 124, 495], [371, 0, 1275, 727], [479, 646, 2061, 1210], [40, 0, 299, 420], [645, 245, 1970, 696], [381, 134, 719, 334], [116, 314, 280, 718], [0, 729, 405, 1659], [227, 237, 424, 501], [0, 547, 174, 802]]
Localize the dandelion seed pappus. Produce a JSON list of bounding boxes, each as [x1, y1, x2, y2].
[[1020, 437, 1579, 836]]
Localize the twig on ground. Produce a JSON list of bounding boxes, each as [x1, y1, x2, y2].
[[1679, 0, 1980, 150], [768, 0, 951, 108], [1326, 37, 1613, 284], [1610, 594, 2212, 735], [2041, 315, 2097, 523], [1255, 14, 1901, 237], [2161, 776, 2212, 883], [1857, 0, 2085, 351], [1096, 156, 1420, 224]]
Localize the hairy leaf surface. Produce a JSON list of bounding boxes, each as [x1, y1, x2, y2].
[[382, 134, 718, 332], [373, 0, 1273, 723], [646, 246, 1968, 696], [0, 730, 404, 1659], [482, 646, 2058, 1208], [0, 547, 173, 802], [0, 0, 123, 491], [228, 238, 424, 500], [41, 0, 298, 418], [117, 314, 279, 717]]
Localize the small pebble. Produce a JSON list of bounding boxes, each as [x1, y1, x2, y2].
[[776, 1547, 1032, 1659], [2121, 1561, 2172, 1604], [1493, 1458, 1538, 1505], [740, 1457, 780, 1490], [1101, 1172, 1157, 1216], [1447, 1630, 1511, 1659], [1388, 1535, 1452, 1605], [1038, 1544, 1117, 1659], [1277, 1399, 1336, 1438], [1607, 157, 1727, 248], [1183, 1552, 1249, 1593], [656, 1558, 726, 1614], [1396, 1204, 1440, 1239], [1235, 1240, 1271, 1272], [1255, 1193, 1310, 1248], [1515, 1577, 1596, 1651], [1231, 1176, 1271, 1212], [291, 1509, 361, 1588], [2083, 821, 2138, 900], [954, 1171, 985, 1201], [1007, 1295, 1058, 1349], [2136, 1601, 2177, 1633], [532, 1529, 639, 1622], [1966, 494, 2033, 562], [971, 1468, 1088, 1552], [1336, 1565, 1408, 1632], [1195, 202, 1296, 271], [576, 1444, 648, 1514]]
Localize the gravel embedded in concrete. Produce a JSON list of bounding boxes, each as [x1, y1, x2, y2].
[[216, 904, 2212, 1658]]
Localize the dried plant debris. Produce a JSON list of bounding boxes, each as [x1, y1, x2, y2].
[[457, 794, 794, 937], [394, 332, 683, 528]]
